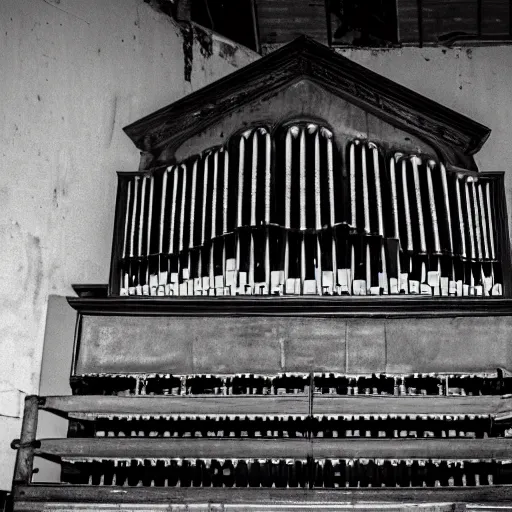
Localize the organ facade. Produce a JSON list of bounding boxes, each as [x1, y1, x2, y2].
[[11, 36, 512, 511]]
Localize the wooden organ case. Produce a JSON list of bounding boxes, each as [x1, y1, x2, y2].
[[12, 37, 512, 511]]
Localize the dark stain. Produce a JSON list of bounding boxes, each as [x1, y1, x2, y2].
[[423, 57, 430, 62], [53, 188, 58, 207], [459, 85, 463, 90], [442, 49, 447, 54], [133, 35, 136, 40], [404, 137, 411, 142], [121, 39, 124, 42], [181, 22, 193, 82], [37, 95, 41, 101], [466, 48, 472, 59], [194, 24, 213, 59], [219, 41, 238, 60], [98, 48, 101, 54]]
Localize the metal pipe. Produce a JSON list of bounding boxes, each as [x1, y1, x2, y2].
[[138, 176, 147, 257], [211, 150, 219, 239], [250, 131, 258, 226], [426, 160, 441, 254], [264, 130, 271, 224], [130, 176, 140, 257], [411, 156, 426, 254], [485, 181, 496, 260], [350, 142, 356, 228], [311, 125, 321, 230], [169, 166, 179, 254], [223, 150, 229, 235], [361, 142, 370, 233], [146, 176, 154, 255], [122, 180, 132, 259], [471, 178, 483, 260], [440, 163, 454, 255], [464, 176, 476, 260], [455, 175, 467, 260], [189, 159, 198, 249], [401, 159, 413, 252], [369, 143, 383, 236], [478, 181, 490, 260], [300, 128, 306, 230], [390, 154, 401, 240]]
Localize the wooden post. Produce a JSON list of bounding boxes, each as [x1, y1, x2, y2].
[[13, 395, 39, 485]]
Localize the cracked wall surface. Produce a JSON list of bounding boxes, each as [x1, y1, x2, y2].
[[0, 0, 258, 490]]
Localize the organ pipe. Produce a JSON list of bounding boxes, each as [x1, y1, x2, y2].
[[118, 123, 503, 298]]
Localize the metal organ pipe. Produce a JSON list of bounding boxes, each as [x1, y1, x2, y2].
[[130, 176, 140, 259], [426, 160, 441, 255], [146, 176, 154, 256], [117, 124, 503, 297], [486, 182, 496, 260]]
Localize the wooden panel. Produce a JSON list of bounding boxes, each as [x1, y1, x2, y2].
[[76, 315, 195, 375], [422, 0, 478, 41], [74, 313, 512, 376], [15, 485, 512, 508], [189, 317, 283, 374], [345, 320, 386, 374], [385, 316, 512, 374], [313, 395, 512, 417], [482, 0, 510, 35], [256, 0, 328, 45], [398, 0, 510, 42], [42, 395, 309, 416], [283, 318, 346, 372]]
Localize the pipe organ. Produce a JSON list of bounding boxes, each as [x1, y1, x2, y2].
[[119, 126, 503, 299], [12, 36, 512, 511]]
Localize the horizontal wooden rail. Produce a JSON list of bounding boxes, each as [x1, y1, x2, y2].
[[67, 295, 512, 318], [28, 438, 512, 461], [40, 394, 512, 419], [31, 438, 309, 460], [13, 484, 512, 506], [313, 395, 512, 417], [41, 395, 309, 417]]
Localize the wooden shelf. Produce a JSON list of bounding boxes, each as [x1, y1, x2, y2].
[[67, 293, 512, 318]]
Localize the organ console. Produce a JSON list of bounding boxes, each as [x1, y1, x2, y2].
[[12, 36, 512, 511]]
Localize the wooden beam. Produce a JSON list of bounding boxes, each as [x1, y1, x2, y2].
[[32, 438, 310, 460], [30, 437, 512, 461], [313, 395, 512, 417], [13, 484, 512, 506], [311, 438, 512, 460], [41, 394, 309, 417], [13, 396, 39, 485]]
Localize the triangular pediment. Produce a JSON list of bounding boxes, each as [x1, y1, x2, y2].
[[123, 36, 490, 169]]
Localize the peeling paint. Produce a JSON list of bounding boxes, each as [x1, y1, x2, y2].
[[181, 22, 193, 82], [194, 24, 213, 59]]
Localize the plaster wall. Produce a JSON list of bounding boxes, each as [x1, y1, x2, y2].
[[0, 0, 258, 490]]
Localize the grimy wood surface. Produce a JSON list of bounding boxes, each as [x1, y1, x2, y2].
[[13, 484, 512, 507], [74, 314, 512, 376], [41, 394, 512, 418], [43, 395, 309, 416], [33, 437, 512, 460]]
